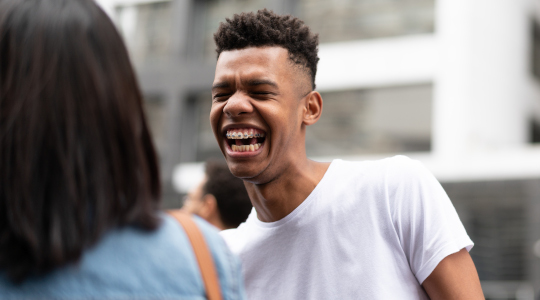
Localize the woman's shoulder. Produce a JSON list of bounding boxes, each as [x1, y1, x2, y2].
[[168, 213, 247, 300], [87, 213, 245, 299]]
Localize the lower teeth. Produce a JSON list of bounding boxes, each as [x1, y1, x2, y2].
[[232, 143, 262, 152]]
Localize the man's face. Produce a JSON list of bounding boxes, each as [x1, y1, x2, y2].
[[210, 46, 311, 183]]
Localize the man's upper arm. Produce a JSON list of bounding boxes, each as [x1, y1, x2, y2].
[[386, 156, 474, 282], [422, 248, 484, 300]]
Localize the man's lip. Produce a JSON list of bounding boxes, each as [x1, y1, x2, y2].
[[224, 140, 264, 157]]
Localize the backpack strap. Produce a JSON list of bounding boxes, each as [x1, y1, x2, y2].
[[168, 210, 223, 300]]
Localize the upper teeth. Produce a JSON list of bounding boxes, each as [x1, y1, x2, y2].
[[226, 129, 265, 139]]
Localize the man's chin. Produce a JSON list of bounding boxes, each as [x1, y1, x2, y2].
[[226, 161, 264, 181], [228, 165, 256, 180]]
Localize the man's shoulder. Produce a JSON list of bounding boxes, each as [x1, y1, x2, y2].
[[378, 155, 436, 187], [220, 227, 248, 255], [323, 156, 435, 202], [220, 228, 238, 243], [219, 209, 256, 252], [331, 155, 412, 170]]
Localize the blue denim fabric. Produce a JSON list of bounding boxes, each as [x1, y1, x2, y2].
[[0, 214, 246, 300]]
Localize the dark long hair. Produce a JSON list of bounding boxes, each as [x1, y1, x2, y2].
[[0, 0, 161, 282]]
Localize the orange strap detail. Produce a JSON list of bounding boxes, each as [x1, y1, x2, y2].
[[169, 210, 223, 300]]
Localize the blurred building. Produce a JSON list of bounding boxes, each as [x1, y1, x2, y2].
[[96, 0, 540, 298]]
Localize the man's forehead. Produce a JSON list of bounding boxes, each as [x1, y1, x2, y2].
[[218, 46, 289, 63], [214, 47, 285, 84], [214, 46, 310, 90], [215, 46, 288, 73]]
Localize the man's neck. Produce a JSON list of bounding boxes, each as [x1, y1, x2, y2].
[[244, 159, 331, 223]]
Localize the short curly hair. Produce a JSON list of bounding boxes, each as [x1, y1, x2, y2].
[[203, 160, 252, 229], [214, 9, 319, 90]]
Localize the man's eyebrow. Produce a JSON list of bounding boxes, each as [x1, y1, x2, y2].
[[212, 82, 231, 90], [245, 79, 278, 88]]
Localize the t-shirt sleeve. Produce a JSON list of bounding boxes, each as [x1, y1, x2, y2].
[[385, 156, 473, 284]]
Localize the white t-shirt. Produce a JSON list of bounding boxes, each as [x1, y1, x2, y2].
[[221, 156, 473, 300]]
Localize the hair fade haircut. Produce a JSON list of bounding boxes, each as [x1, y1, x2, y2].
[[203, 160, 252, 229], [213, 9, 319, 90], [0, 0, 161, 282]]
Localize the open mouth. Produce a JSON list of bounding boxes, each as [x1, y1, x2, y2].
[[225, 128, 266, 152]]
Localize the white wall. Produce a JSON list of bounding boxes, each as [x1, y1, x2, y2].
[[94, 0, 115, 17], [316, 35, 436, 92], [433, 0, 537, 158]]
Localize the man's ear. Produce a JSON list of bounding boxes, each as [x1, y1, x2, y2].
[[302, 91, 323, 126]]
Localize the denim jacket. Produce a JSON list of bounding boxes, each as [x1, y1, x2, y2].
[[0, 214, 247, 300]]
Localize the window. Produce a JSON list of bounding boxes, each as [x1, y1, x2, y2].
[[201, 0, 271, 61], [530, 119, 540, 144], [190, 92, 223, 161], [442, 180, 531, 282], [306, 84, 432, 157], [143, 94, 168, 159], [532, 19, 540, 80], [298, 0, 435, 43], [115, 1, 173, 66]]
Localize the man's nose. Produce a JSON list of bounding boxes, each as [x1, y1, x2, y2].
[[223, 92, 253, 117]]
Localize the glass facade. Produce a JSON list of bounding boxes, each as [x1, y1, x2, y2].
[[192, 92, 222, 161], [201, 0, 270, 61], [199, 0, 435, 59], [143, 94, 168, 160], [443, 180, 533, 282], [299, 0, 435, 43], [115, 1, 173, 66], [532, 19, 540, 80], [306, 84, 432, 157]]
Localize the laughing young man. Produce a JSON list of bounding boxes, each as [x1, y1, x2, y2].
[[210, 9, 484, 300]]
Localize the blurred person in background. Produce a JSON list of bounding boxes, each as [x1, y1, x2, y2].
[[0, 0, 245, 299], [182, 160, 252, 230], [211, 9, 484, 300]]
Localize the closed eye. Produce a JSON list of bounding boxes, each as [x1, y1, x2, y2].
[[250, 91, 276, 99], [213, 93, 231, 101]]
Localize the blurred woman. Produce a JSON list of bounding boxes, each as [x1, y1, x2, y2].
[[0, 0, 245, 298]]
